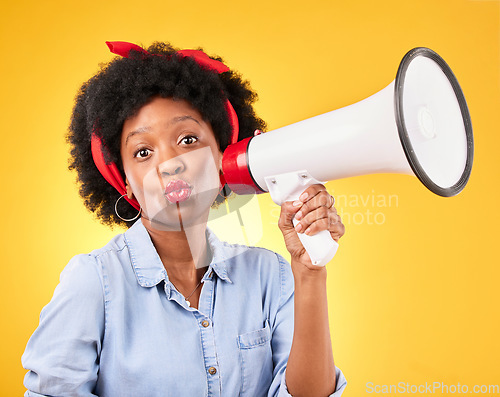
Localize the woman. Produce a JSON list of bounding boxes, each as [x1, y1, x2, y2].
[[22, 41, 347, 397]]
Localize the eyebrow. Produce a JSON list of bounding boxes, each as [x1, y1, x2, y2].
[[170, 115, 201, 127], [124, 115, 201, 146], [125, 126, 151, 146]]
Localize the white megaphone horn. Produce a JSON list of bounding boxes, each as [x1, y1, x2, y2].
[[222, 47, 474, 266]]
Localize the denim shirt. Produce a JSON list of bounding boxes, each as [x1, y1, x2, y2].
[[22, 219, 347, 396]]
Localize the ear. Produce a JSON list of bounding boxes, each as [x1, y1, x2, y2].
[[218, 150, 223, 170], [125, 178, 134, 200], [217, 151, 226, 190]]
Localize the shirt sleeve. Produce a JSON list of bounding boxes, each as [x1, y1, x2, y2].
[[22, 254, 105, 397], [276, 367, 347, 397], [268, 253, 347, 397]]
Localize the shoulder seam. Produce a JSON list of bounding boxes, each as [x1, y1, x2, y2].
[[85, 253, 108, 347], [93, 242, 128, 260]]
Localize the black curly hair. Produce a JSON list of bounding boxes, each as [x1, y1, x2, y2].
[[67, 42, 266, 228]]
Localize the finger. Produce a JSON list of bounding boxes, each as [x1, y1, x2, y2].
[[278, 200, 302, 231], [293, 184, 327, 206], [294, 206, 330, 235], [305, 213, 344, 240], [331, 227, 345, 242], [328, 212, 345, 242], [295, 207, 344, 237], [328, 194, 335, 208], [294, 190, 335, 222]]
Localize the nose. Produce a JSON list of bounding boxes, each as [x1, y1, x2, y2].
[[158, 155, 186, 176]]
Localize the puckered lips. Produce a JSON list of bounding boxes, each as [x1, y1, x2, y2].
[[164, 179, 192, 203]]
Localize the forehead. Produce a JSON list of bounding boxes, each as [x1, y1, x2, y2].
[[124, 97, 206, 129]]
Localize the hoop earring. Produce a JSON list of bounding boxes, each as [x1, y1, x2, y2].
[[114, 194, 142, 222], [219, 184, 231, 199]]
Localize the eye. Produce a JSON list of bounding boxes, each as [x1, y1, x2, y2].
[[134, 148, 151, 159], [180, 135, 198, 145]]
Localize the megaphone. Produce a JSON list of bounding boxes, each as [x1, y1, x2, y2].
[[222, 47, 474, 266]]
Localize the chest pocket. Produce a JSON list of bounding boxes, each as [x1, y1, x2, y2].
[[237, 319, 273, 396]]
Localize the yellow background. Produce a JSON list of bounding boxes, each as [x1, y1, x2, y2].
[[1, 0, 499, 395]]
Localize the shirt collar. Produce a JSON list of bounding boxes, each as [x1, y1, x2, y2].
[[205, 227, 232, 283], [124, 219, 232, 288]]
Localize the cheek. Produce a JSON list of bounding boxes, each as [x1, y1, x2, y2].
[[124, 164, 158, 203], [134, 166, 171, 219], [140, 167, 165, 198], [192, 148, 222, 192], [214, 148, 223, 172], [125, 174, 144, 202]]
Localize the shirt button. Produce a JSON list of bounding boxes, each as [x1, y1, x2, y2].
[[201, 320, 210, 328], [208, 366, 217, 375]]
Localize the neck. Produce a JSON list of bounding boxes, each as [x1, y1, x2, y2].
[[140, 216, 210, 284]]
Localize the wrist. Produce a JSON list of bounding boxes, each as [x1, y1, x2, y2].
[[291, 258, 328, 286]]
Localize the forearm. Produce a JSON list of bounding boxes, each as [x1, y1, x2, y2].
[[285, 262, 336, 397]]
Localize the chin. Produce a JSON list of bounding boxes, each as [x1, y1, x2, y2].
[[142, 191, 217, 232]]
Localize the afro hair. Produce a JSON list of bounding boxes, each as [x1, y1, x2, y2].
[[67, 42, 266, 228]]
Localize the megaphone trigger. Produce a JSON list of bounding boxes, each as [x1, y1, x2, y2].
[[265, 171, 339, 266]]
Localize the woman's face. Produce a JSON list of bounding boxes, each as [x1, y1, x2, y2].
[[121, 97, 223, 231]]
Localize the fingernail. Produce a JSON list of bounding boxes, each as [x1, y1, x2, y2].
[[295, 223, 303, 232], [292, 200, 302, 207], [299, 192, 308, 201], [304, 227, 311, 235], [295, 211, 302, 220]]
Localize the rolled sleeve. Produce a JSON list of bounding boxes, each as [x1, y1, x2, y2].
[[22, 254, 105, 397], [277, 366, 347, 396]]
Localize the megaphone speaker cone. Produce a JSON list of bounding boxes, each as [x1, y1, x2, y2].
[[395, 47, 473, 197]]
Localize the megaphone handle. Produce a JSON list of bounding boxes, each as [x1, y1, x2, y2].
[[264, 171, 339, 267], [292, 218, 339, 266]]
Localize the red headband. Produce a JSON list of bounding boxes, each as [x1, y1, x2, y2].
[[91, 41, 239, 210]]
